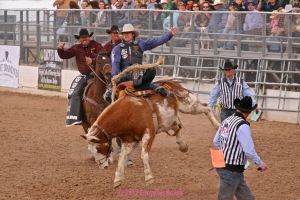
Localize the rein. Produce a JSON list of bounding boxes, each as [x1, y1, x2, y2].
[[87, 63, 109, 86], [94, 124, 113, 159]]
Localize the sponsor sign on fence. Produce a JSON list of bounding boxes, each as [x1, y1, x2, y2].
[[38, 49, 63, 91], [0, 45, 20, 88]]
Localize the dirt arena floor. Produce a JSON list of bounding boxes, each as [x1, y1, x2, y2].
[[0, 90, 300, 200]]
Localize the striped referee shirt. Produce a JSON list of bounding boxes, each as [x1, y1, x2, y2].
[[208, 76, 256, 109], [219, 77, 243, 109], [214, 112, 264, 168]]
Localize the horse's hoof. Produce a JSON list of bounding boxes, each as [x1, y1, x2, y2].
[[114, 180, 122, 188], [179, 144, 188, 153], [145, 177, 154, 186]]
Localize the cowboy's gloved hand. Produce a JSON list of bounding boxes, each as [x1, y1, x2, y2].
[[57, 42, 65, 49], [169, 28, 178, 36], [85, 57, 92, 65]]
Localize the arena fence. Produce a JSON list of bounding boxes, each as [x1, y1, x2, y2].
[[145, 52, 300, 124], [0, 9, 299, 123]]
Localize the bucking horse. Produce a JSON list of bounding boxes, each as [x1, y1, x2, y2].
[[81, 57, 220, 188]]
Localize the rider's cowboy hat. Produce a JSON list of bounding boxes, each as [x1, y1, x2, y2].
[[121, 24, 139, 37], [74, 28, 93, 39], [234, 96, 257, 113], [220, 60, 238, 70], [106, 25, 120, 34], [211, 0, 224, 6]]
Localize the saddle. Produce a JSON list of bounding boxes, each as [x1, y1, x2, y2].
[[116, 81, 157, 99]]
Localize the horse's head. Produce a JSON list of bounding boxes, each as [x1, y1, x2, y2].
[[96, 52, 112, 82], [81, 124, 113, 169]]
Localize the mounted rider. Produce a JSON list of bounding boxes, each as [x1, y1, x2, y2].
[[110, 23, 177, 101], [57, 28, 104, 127]]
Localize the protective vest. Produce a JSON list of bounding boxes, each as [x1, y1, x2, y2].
[[119, 40, 143, 71], [219, 77, 243, 109], [219, 113, 248, 166]]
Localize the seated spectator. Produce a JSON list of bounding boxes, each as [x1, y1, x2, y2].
[[132, 4, 149, 29], [222, 2, 238, 50], [243, 1, 263, 35], [94, 1, 108, 27], [80, 1, 89, 27], [208, 0, 228, 33], [151, 4, 164, 30], [257, 0, 281, 12], [186, 0, 194, 10], [147, 0, 158, 9], [234, 0, 248, 11]]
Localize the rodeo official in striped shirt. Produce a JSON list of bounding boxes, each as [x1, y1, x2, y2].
[[213, 96, 267, 200], [208, 60, 256, 122]]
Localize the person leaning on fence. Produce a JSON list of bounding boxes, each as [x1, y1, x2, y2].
[[213, 96, 267, 200], [57, 28, 104, 127], [110, 23, 177, 99], [208, 60, 257, 122]]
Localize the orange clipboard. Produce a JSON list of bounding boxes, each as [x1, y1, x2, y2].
[[210, 148, 225, 168]]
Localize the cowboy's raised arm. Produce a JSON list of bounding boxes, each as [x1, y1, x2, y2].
[[139, 28, 178, 51], [57, 43, 76, 59]]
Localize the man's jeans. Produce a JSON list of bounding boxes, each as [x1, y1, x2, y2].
[[216, 168, 254, 200]]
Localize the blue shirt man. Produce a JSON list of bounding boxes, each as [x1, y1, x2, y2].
[[213, 96, 267, 200], [208, 60, 257, 122]]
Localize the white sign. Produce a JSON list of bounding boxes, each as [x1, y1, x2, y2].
[[0, 45, 20, 88]]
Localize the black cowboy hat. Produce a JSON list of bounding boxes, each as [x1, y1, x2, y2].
[[220, 60, 238, 70], [74, 28, 94, 39], [106, 25, 120, 34], [234, 96, 257, 113]]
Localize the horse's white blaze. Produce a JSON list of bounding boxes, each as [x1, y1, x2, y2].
[[87, 143, 107, 165], [157, 100, 176, 130]]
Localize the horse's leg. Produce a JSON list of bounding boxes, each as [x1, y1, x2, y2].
[[190, 102, 221, 129], [172, 123, 188, 153], [113, 141, 137, 188], [141, 129, 155, 185]]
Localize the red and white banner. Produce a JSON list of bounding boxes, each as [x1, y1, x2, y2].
[[0, 45, 20, 88]]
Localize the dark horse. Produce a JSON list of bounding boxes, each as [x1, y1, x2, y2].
[[81, 53, 112, 133]]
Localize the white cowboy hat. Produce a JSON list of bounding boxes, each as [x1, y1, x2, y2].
[[211, 0, 224, 6], [282, 4, 293, 13], [161, 0, 168, 4], [121, 24, 139, 37]]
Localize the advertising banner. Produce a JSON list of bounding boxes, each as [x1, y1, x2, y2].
[[0, 45, 20, 88], [38, 49, 63, 91]]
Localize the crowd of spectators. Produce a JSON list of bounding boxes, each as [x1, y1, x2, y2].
[[54, 0, 300, 51]]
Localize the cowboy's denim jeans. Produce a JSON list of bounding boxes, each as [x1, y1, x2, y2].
[[216, 168, 254, 200]]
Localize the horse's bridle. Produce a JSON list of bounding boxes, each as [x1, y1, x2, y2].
[[87, 63, 110, 86], [94, 124, 113, 161]]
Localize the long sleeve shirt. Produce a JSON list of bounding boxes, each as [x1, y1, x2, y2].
[[208, 77, 256, 108], [243, 10, 263, 32], [57, 40, 104, 75], [111, 31, 173, 76], [213, 123, 264, 167]]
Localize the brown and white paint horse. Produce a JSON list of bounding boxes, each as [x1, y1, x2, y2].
[[81, 79, 220, 188]]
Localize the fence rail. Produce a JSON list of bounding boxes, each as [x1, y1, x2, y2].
[[0, 9, 299, 123]]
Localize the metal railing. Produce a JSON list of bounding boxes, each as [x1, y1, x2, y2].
[[0, 9, 299, 122], [1, 9, 300, 65]]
